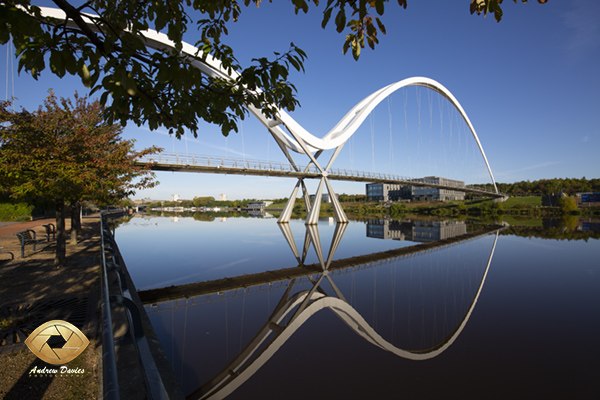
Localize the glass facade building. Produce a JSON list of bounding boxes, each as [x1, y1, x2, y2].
[[366, 176, 465, 202]]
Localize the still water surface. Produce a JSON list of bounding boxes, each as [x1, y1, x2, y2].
[[116, 215, 599, 399]]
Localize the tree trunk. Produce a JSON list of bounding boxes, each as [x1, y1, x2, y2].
[[70, 201, 82, 245], [55, 199, 67, 266]]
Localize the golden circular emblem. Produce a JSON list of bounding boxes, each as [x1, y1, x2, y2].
[[25, 320, 90, 365]]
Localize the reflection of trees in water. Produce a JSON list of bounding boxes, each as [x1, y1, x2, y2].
[[501, 218, 600, 241], [145, 210, 249, 221], [107, 215, 134, 229]]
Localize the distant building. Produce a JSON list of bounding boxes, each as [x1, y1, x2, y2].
[[366, 176, 465, 202], [309, 193, 338, 203], [576, 192, 600, 206], [542, 190, 567, 207], [366, 183, 405, 201], [219, 193, 227, 201], [247, 201, 273, 209], [171, 194, 180, 202]]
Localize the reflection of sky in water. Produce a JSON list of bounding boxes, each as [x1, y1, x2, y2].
[[116, 217, 600, 399], [116, 216, 419, 290]]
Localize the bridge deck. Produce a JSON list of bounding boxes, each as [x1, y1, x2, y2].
[[135, 153, 504, 198]]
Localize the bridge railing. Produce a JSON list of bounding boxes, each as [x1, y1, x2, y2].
[[138, 152, 500, 195]]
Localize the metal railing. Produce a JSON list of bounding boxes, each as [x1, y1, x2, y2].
[[138, 152, 501, 195], [100, 211, 169, 400]]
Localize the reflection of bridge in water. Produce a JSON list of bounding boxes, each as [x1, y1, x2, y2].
[[140, 221, 502, 399], [139, 222, 499, 305]]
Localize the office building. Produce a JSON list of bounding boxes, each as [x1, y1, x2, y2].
[[366, 176, 465, 202]]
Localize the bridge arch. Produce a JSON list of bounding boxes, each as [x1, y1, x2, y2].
[[36, 7, 498, 194], [267, 77, 499, 193]]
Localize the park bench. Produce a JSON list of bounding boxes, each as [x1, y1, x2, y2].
[[13, 229, 47, 258], [43, 223, 56, 240], [1, 247, 14, 267]]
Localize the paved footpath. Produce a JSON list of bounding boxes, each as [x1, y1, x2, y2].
[[0, 214, 184, 400], [0, 216, 100, 399]]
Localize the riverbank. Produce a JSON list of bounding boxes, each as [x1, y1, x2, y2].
[[0, 213, 186, 399], [0, 216, 101, 399], [286, 197, 600, 219]]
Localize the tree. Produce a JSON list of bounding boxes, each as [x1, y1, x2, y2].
[[0, 0, 548, 138], [0, 92, 160, 265], [557, 196, 578, 214], [192, 196, 216, 208]]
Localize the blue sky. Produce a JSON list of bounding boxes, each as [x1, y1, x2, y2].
[[2, 0, 599, 201]]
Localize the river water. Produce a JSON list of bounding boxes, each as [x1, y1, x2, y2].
[[115, 214, 599, 399]]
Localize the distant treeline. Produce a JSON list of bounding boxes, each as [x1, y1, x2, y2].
[[471, 177, 600, 196], [147, 196, 289, 209]]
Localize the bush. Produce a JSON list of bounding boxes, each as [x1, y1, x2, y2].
[[0, 202, 35, 221], [557, 196, 578, 214]]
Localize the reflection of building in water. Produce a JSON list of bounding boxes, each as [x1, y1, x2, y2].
[[367, 220, 407, 240], [366, 176, 466, 202], [247, 210, 274, 218], [367, 220, 467, 242], [581, 220, 600, 232]]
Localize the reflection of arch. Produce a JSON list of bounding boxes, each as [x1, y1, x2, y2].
[[187, 227, 499, 400], [36, 7, 498, 225]]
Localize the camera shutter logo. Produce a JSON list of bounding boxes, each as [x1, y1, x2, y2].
[[25, 320, 90, 365]]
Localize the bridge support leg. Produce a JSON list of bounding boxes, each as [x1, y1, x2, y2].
[[306, 176, 348, 225], [306, 177, 325, 225], [278, 180, 301, 224], [325, 177, 348, 224]]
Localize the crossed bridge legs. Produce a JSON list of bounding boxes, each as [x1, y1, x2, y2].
[[275, 138, 349, 225], [277, 176, 348, 225]]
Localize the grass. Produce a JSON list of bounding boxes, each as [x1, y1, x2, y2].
[[265, 202, 288, 209], [503, 196, 542, 208], [0, 313, 35, 331]]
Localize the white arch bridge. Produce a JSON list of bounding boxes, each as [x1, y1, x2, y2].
[[36, 7, 505, 224]]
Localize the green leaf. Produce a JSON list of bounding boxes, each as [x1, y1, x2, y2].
[[81, 64, 92, 88], [322, 7, 333, 29], [375, 0, 385, 15], [343, 35, 353, 55], [49, 51, 66, 78], [352, 37, 361, 60], [375, 17, 386, 34], [335, 9, 346, 33]]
